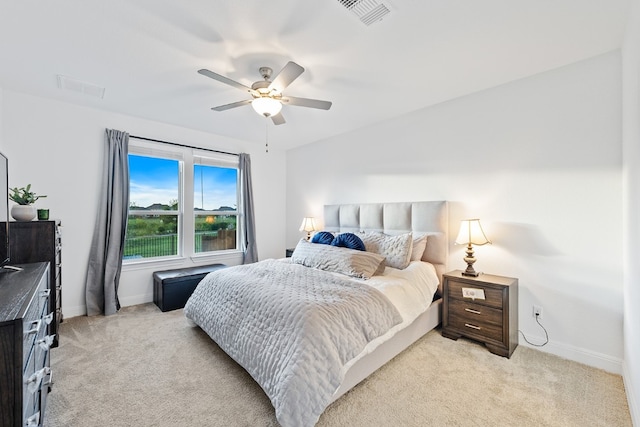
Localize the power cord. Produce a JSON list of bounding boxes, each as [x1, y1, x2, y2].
[[518, 312, 549, 347]]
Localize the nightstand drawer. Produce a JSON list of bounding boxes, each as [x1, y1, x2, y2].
[[447, 279, 504, 308], [449, 312, 503, 342], [448, 299, 502, 323], [448, 299, 503, 340]]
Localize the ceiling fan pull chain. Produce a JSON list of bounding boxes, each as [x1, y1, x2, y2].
[[265, 119, 269, 153]]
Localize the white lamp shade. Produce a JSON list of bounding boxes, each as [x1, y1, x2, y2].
[[455, 219, 491, 245], [299, 217, 317, 232], [252, 97, 282, 117]]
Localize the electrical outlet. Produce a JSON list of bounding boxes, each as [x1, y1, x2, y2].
[[533, 305, 543, 319]]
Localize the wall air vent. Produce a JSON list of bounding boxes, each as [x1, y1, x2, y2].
[[337, 0, 393, 26], [56, 75, 105, 99]]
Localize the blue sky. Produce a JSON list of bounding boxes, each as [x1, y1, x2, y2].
[[129, 155, 237, 210]]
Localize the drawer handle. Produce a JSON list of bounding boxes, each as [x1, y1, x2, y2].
[[24, 320, 42, 336], [464, 323, 481, 330], [38, 334, 56, 351], [44, 312, 54, 325], [40, 289, 51, 298], [43, 367, 54, 388], [25, 367, 50, 393], [25, 411, 40, 427], [464, 308, 481, 315]]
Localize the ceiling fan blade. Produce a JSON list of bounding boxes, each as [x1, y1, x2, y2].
[[281, 96, 332, 110], [268, 62, 304, 93], [271, 112, 286, 125], [198, 69, 258, 96], [211, 99, 252, 111]]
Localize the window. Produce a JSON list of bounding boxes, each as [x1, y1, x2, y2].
[[193, 158, 238, 254], [125, 154, 180, 259], [124, 141, 240, 263]]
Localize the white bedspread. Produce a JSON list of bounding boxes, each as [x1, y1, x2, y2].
[[184, 259, 405, 427], [339, 260, 440, 372]]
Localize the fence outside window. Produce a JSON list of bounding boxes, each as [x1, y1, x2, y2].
[[124, 230, 237, 259]]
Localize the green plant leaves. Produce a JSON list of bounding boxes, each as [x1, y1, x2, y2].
[[9, 184, 47, 205]]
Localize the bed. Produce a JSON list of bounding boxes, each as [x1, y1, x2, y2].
[[184, 201, 448, 427]]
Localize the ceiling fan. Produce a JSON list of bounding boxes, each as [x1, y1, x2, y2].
[[198, 61, 332, 125]]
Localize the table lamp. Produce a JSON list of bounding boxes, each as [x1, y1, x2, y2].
[[455, 219, 491, 277], [299, 217, 317, 241]]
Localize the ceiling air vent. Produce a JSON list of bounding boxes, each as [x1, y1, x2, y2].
[[337, 0, 392, 26], [56, 75, 105, 99]]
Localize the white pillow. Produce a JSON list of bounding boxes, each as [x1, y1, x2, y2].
[[360, 232, 413, 269], [411, 234, 428, 261]]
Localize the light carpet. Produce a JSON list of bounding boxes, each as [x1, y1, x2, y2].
[[44, 303, 632, 427]]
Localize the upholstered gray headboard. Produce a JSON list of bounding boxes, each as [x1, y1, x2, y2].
[[323, 201, 449, 291]]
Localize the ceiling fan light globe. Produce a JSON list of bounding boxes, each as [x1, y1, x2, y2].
[[252, 97, 282, 117]]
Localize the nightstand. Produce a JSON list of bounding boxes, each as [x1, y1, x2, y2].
[[441, 270, 519, 358]]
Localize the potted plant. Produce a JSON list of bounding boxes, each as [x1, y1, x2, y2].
[[9, 184, 47, 221]]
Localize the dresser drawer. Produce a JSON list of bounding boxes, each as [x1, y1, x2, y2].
[[23, 365, 51, 425], [55, 249, 61, 268], [23, 347, 37, 420], [447, 279, 504, 308], [448, 299, 503, 342], [22, 317, 41, 369], [22, 385, 37, 426]]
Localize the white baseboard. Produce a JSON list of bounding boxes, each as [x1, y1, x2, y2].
[[520, 333, 623, 374], [62, 305, 87, 319], [622, 361, 639, 427], [62, 292, 154, 320], [118, 292, 154, 308]]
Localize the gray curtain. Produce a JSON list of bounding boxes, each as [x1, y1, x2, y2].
[[239, 153, 258, 264], [85, 129, 130, 316]]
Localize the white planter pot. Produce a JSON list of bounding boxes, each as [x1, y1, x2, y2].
[[11, 205, 36, 221]]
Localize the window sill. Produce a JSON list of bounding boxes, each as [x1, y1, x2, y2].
[[122, 250, 243, 272], [190, 250, 243, 264]]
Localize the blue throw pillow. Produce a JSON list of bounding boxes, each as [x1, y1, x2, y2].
[[311, 231, 335, 245], [331, 232, 365, 251]]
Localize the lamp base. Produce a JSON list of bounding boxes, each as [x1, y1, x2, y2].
[[462, 244, 481, 277], [461, 270, 481, 277]]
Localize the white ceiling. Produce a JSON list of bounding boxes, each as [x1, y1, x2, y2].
[[0, 0, 631, 150]]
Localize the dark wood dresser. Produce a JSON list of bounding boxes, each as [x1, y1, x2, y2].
[[9, 221, 62, 347], [0, 262, 53, 427], [442, 270, 519, 358]]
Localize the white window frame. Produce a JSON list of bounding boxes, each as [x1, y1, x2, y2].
[[124, 140, 242, 267], [192, 150, 241, 257]]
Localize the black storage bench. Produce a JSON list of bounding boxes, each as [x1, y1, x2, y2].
[[153, 264, 226, 312]]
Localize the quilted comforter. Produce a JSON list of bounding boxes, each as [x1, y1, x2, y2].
[[183, 259, 402, 427]]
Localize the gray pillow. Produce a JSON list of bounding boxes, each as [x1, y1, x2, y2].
[[360, 232, 413, 269], [291, 239, 385, 279]]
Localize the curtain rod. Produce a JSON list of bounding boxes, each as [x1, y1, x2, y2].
[[129, 135, 239, 157]]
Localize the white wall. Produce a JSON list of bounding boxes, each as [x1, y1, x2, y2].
[[622, 0, 640, 422], [1, 90, 287, 318], [287, 51, 624, 373], [0, 88, 3, 150]]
